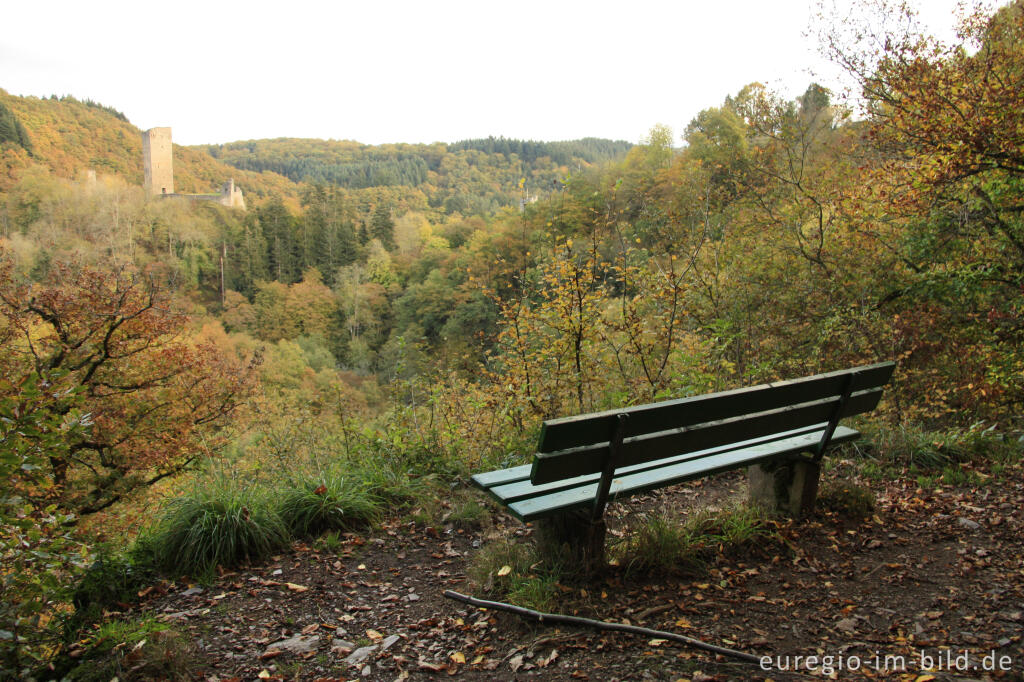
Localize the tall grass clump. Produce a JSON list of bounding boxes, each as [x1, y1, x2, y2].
[[860, 423, 1023, 471], [278, 472, 381, 537], [143, 474, 289, 577]]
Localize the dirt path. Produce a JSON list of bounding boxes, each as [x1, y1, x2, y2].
[[135, 466, 1024, 681]]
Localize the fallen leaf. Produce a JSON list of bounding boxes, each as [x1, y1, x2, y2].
[[450, 651, 466, 664], [538, 649, 559, 667], [285, 583, 308, 592], [497, 565, 512, 577], [648, 639, 667, 646], [509, 654, 524, 672], [366, 629, 383, 641]]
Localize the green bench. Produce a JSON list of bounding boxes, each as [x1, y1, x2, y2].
[[472, 362, 895, 567]]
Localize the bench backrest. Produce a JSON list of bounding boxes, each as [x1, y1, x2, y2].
[[530, 361, 895, 485]]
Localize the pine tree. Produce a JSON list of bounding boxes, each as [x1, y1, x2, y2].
[[370, 203, 396, 250]]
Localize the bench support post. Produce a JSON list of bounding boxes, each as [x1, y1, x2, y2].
[[534, 413, 628, 575], [748, 457, 821, 518], [592, 413, 629, 522], [814, 371, 857, 461], [534, 509, 607, 574]]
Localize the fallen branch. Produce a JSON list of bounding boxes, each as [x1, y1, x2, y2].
[[443, 590, 762, 664]]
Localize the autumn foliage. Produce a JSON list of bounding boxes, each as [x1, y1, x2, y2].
[[0, 249, 259, 514]]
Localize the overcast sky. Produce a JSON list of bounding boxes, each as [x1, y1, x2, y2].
[[2, 0, 968, 147]]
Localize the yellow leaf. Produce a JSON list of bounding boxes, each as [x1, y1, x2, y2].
[[451, 651, 466, 664], [258, 670, 272, 679], [471, 655, 484, 665], [285, 582, 308, 592], [915, 676, 937, 682], [497, 565, 512, 576], [366, 629, 383, 641], [648, 638, 668, 646]]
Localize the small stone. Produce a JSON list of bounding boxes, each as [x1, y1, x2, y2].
[[264, 635, 320, 656], [957, 517, 981, 530], [332, 638, 357, 652], [182, 587, 204, 597], [381, 634, 401, 650], [835, 618, 858, 634], [361, 665, 371, 676], [345, 645, 378, 666], [407, 593, 420, 602]]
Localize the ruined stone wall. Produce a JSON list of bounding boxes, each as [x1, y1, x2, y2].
[[142, 127, 174, 195], [219, 179, 245, 209]]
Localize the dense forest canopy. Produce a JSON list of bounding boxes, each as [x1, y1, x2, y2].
[[1, 0, 1023, 675], [204, 136, 632, 215]]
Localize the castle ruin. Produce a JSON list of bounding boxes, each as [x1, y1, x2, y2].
[[142, 127, 174, 195], [141, 127, 245, 209]]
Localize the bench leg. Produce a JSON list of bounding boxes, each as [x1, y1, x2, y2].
[[534, 509, 606, 574], [748, 459, 821, 518]]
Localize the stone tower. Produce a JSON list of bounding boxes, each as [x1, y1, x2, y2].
[[142, 127, 174, 195]]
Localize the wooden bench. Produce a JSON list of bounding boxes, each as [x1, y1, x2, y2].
[[472, 362, 895, 568]]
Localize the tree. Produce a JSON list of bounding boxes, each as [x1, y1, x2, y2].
[[0, 251, 259, 514], [823, 0, 1024, 421], [370, 203, 396, 250]]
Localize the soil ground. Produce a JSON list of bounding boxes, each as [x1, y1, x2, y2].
[[128, 458, 1023, 681]]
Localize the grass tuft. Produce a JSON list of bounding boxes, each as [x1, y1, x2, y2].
[[65, 618, 194, 681], [278, 473, 381, 537], [144, 475, 289, 577], [614, 504, 772, 577], [467, 539, 560, 611]]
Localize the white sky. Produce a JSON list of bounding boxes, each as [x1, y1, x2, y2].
[[2, 0, 968, 147]]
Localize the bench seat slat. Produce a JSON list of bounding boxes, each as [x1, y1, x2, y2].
[[530, 388, 881, 485], [502, 425, 860, 521], [484, 423, 842, 504], [471, 464, 532, 489], [538, 362, 894, 453]]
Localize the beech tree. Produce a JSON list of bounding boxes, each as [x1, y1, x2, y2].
[[0, 251, 259, 515]]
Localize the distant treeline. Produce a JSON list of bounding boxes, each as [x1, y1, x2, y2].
[[208, 138, 632, 189], [46, 94, 129, 122], [223, 152, 431, 189], [449, 137, 633, 166]]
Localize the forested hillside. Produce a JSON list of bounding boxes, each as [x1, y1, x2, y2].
[[1, 1, 1022, 678], [205, 136, 631, 215], [0, 90, 298, 199]]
